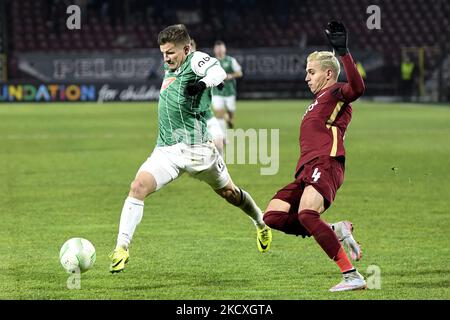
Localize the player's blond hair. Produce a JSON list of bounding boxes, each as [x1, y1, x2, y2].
[[307, 51, 340, 80]]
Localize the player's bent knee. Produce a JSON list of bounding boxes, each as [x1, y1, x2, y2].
[[263, 211, 280, 228], [218, 188, 239, 205], [129, 179, 151, 199], [297, 212, 307, 226], [297, 210, 320, 234], [215, 110, 226, 118], [300, 201, 323, 213], [299, 186, 325, 213], [265, 199, 291, 213], [222, 189, 235, 202]]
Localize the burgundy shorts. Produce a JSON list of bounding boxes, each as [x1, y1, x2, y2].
[[271, 156, 345, 212]]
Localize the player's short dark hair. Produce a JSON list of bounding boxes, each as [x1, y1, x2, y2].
[[190, 38, 197, 51], [158, 24, 191, 46], [214, 40, 225, 46]]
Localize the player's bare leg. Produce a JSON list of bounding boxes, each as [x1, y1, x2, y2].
[[227, 111, 235, 129], [266, 199, 290, 212], [110, 171, 157, 273], [215, 178, 272, 252], [298, 186, 366, 291], [119, 171, 156, 248]]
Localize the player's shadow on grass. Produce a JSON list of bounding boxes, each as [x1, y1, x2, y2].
[[118, 276, 251, 291], [122, 283, 171, 290], [394, 280, 449, 289], [388, 269, 450, 277], [167, 274, 252, 288], [192, 278, 252, 288], [387, 269, 450, 289]]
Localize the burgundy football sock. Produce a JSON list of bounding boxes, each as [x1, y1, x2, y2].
[[298, 209, 341, 259], [264, 211, 311, 238]]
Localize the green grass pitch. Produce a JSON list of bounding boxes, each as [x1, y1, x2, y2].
[[0, 100, 449, 299]]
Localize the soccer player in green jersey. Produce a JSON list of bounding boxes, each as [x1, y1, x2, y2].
[[109, 25, 272, 273], [211, 40, 243, 136], [190, 38, 224, 156]]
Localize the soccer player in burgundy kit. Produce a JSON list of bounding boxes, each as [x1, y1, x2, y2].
[[263, 22, 367, 292]]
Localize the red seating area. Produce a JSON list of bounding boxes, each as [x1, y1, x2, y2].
[[9, 0, 151, 51], [6, 0, 448, 62]]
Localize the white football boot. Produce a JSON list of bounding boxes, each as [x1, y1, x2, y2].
[[331, 221, 362, 261], [329, 269, 367, 292]]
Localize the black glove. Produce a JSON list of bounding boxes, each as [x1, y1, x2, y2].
[[325, 21, 348, 56], [185, 81, 206, 96], [217, 82, 224, 90]]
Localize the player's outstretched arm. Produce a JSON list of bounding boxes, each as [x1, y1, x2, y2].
[[325, 21, 365, 102], [185, 52, 227, 96], [201, 63, 227, 88], [227, 57, 243, 80], [185, 81, 207, 96]]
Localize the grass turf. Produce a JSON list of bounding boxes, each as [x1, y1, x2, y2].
[[0, 100, 449, 299]]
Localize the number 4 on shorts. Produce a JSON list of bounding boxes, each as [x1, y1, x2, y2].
[[312, 168, 321, 182]]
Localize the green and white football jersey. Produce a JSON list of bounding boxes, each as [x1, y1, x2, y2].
[[199, 87, 215, 121], [211, 55, 242, 97], [157, 51, 219, 146]]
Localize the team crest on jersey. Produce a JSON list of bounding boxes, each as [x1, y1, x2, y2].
[[160, 77, 176, 93], [303, 92, 326, 119], [303, 99, 318, 119]]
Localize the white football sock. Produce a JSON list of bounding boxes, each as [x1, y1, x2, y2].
[[238, 188, 266, 229], [116, 196, 144, 249]]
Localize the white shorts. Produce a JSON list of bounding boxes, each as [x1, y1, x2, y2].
[[212, 95, 236, 113], [207, 117, 224, 140], [137, 142, 229, 191]]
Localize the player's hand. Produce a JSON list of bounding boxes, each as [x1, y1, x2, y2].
[[325, 21, 348, 56], [185, 81, 206, 96]]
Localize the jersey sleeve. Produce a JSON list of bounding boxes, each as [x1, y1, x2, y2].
[[191, 51, 226, 88], [231, 57, 242, 73], [191, 51, 219, 77], [335, 53, 365, 103]]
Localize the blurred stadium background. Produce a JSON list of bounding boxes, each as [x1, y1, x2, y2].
[[0, 0, 448, 103]]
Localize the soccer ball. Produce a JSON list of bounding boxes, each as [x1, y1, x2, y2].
[[59, 238, 96, 274]]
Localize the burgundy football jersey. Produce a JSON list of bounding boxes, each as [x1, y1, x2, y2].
[[295, 54, 365, 176]]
